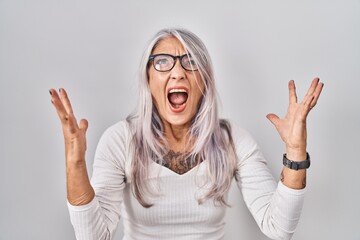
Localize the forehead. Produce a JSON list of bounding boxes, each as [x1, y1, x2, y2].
[[152, 37, 186, 55]]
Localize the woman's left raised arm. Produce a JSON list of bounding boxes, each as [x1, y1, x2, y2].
[[266, 77, 324, 189]]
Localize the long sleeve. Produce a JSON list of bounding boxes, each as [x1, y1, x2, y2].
[[67, 121, 129, 240], [234, 127, 305, 240]]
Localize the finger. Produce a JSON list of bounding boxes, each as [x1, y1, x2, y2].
[[66, 113, 79, 134], [50, 89, 79, 133], [303, 77, 320, 102], [50, 89, 69, 123], [309, 82, 324, 108], [266, 113, 281, 127], [304, 95, 315, 114], [288, 80, 298, 104], [79, 119, 88, 133], [58, 88, 74, 115], [79, 119, 88, 150]]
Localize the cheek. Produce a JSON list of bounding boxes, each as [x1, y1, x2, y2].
[[193, 71, 205, 88], [148, 71, 156, 95], [193, 90, 204, 108], [192, 76, 206, 103], [152, 94, 163, 108], [149, 83, 159, 105], [148, 74, 165, 107]]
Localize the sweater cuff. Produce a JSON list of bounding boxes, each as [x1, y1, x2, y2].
[[67, 197, 99, 212], [277, 180, 306, 196]]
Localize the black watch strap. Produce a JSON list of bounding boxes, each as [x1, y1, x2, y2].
[[283, 152, 310, 170]]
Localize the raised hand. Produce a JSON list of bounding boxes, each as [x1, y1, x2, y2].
[[266, 78, 324, 160], [266, 78, 324, 189], [50, 88, 88, 165], [50, 88, 94, 205]]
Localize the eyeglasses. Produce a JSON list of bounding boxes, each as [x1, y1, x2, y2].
[[148, 53, 198, 72]]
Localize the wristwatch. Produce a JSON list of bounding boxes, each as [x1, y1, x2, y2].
[[283, 152, 310, 170]]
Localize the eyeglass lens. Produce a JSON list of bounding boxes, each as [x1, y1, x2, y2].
[[152, 54, 197, 72]]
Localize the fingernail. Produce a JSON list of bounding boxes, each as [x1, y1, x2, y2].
[[51, 99, 54, 104], [59, 88, 62, 93], [49, 90, 52, 95]]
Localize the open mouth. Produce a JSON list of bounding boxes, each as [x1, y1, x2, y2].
[[167, 88, 188, 111]]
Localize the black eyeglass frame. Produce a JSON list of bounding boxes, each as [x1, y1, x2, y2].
[[148, 53, 198, 72]]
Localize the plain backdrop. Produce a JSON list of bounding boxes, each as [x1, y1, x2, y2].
[[1, 0, 359, 239]]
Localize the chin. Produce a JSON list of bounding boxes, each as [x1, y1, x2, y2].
[[163, 114, 192, 127], [159, 106, 197, 127]]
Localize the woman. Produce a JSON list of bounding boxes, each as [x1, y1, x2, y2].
[[50, 28, 323, 240]]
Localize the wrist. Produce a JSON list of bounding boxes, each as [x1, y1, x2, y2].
[[286, 147, 307, 161], [66, 155, 86, 167], [283, 152, 310, 170]]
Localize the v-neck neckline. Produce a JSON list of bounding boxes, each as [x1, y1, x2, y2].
[[151, 160, 207, 177]]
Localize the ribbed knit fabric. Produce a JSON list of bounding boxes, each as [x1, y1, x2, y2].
[[67, 121, 306, 240]]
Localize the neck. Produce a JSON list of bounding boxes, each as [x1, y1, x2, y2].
[[163, 122, 191, 153]]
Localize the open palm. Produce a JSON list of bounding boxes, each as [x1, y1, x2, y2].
[[266, 78, 324, 153]]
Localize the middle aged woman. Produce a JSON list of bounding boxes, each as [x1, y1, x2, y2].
[[50, 28, 324, 240]]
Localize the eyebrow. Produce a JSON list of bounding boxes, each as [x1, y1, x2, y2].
[[149, 53, 191, 57]]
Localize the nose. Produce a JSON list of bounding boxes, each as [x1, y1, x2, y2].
[[169, 58, 185, 80]]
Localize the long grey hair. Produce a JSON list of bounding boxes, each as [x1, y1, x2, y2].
[[126, 28, 238, 207]]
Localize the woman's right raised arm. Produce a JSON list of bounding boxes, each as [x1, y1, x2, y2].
[[49, 88, 95, 206]]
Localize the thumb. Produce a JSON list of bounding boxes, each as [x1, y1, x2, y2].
[[266, 113, 280, 127], [79, 119, 89, 133]]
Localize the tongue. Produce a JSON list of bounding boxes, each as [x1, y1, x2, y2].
[[169, 92, 188, 105]]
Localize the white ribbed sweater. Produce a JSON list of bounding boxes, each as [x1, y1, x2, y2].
[[68, 121, 306, 240]]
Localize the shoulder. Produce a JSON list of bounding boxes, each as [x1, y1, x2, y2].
[[99, 120, 132, 144], [103, 119, 131, 136], [224, 119, 261, 161], [221, 119, 257, 146], [95, 120, 133, 160]]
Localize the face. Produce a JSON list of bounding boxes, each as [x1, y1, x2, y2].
[[148, 37, 205, 130]]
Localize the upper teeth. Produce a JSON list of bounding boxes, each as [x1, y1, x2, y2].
[[169, 89, 187, 93]]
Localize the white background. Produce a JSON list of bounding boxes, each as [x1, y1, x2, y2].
[[1, 0, 359, 239]]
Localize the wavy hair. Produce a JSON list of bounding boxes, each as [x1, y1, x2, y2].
[[126, 28, 238, 207]]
